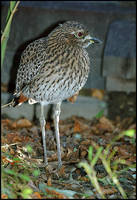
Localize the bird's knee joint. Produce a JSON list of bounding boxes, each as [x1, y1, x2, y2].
[[53, 110, 60, 119], [40, 117, 46, 127]]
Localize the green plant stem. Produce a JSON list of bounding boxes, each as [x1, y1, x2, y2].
[[91, 142, 128, 199], [101, 157, 128, 199], [79, 162, 106, 199], [1, 1, 20, 43], [1, 1, 20, 67]]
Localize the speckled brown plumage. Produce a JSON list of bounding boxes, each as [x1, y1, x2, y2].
[[15, 21, 92, 105], [13, 21, 101, 168]]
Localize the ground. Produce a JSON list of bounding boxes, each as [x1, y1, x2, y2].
[[1, 91, 136, 199]]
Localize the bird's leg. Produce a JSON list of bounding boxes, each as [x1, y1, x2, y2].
[[40, 104, 48, 165], [53, 102, 62, 168]]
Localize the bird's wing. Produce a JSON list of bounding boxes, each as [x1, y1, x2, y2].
[[15, 37, 48, 95]]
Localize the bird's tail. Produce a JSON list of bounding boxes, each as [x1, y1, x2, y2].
[[1, 93, 28, 109]]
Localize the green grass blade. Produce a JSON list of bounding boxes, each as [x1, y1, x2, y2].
[[6, 1, 16, 22], [91, 146, 103, 167], [88, 146, 93, 162], [95, 109, 104, 119], [1, 1, 20, 68]]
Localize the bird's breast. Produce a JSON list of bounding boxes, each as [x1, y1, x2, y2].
[[26, 47, 90, 103]]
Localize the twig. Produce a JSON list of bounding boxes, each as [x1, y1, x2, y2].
[[1, 101, 13, 109], [2, 143, 20, 148]]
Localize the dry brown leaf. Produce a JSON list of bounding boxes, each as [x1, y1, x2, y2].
[[45, 188, 67, 199], [73, 120, 82, 133], [71, 149, 80, 160], [81, 150, 87, 158], [100, 186, 117, 195], [65, 148, 73, 160], [81, 140, 91, 145], [79, 144, 89, 151], [79, 176, 89, 182], [6, 132, 31, 144], [1, 193, 8, 199], [2, 156, 9, 165], [45, 122, 51, 130], [11, 119, 32, 129], [76, 169, 81, 175], [67, 92, 79, 103], [47, 177, 52, 186], [73, 119, 89, 134], [32, 192, 42, 199], [1, 136, 8, 145], [1, 146, 7, 153], [91, 126, 100, 134], [48, 153, 58, 162], [6, 133, 21, 143], [10, 148, 15, 155], [58, 165, 66, 176], [126, 156, 136, 163], [97, 116, 114, 132], [1, 119, 12, 127], [1, 83, 8, 92], [91, 89, 105, 100], [117, 145, 132, 157]]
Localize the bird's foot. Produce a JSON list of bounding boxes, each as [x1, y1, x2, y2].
[[57, 161, 62, 170], [43, 160, 48, 167]]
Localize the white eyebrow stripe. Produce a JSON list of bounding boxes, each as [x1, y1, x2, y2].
[[80, 34, 92, 42], [70, 30, 84, 34], [84, 35, 92, 40], [71, 31, 75, 34]]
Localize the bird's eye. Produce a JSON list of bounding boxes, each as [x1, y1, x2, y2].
[[76, 32, 84, 38]]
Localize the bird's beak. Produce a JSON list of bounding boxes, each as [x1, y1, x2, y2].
[[90, 37, 102, 44]]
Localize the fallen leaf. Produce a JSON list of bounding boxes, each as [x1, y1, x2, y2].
[[65, 148, 73, 160], [1, 193, 8, 199], [32, 192, 42, 199], [2, 156, 9, 165], [1, 83, 8, 92], [75, 169, 81, 175], [91, 89, 105, 100], [117, 145, 133, 157], [45, 122, 51, 130], [67, 92, 79, 103], [81, 150, 87, 158], [47, 177, 52, 187], [48, 153, 58, 162], [11, 119, 32, 129], [1, 146, 7, 153], [45, 188, 67, 199], [100, 186, 117, 195], [6, 133, 21, 143], [79, 176, 89, 182], [58, 166, 65, 176], [1, 136, 8, 145], [10, 148, 15, 155], [97, 116, 114, 132], [1, 119, 12, 127], [6, 133, 31, 144], [73, 120, 82, 133], [73, 119, 89, 133], [81, 140, 91, 145]]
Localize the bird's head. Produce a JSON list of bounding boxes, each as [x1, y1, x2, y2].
[[50, 21, 102, 48]]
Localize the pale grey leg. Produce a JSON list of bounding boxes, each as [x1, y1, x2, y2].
[[40, 104, 48, 165], [53, 102, 62, 168]]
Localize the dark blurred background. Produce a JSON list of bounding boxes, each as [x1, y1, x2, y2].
[[1, 1, 136, 121]]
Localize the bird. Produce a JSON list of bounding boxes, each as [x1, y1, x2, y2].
[[2, 21, 101, 168]]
